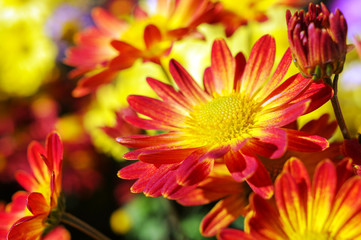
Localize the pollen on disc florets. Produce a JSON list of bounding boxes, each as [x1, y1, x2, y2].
[[184, 93, 260, 146]]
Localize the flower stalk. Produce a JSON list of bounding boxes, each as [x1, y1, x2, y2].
[[61, 212, 111, 240], [326, 74, 350, 140]]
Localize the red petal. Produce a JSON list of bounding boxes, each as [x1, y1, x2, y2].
[[116, 132, 183, 149], [117, 161, 152, 179], [169, 59, 210, 105], [310, 160, 337, 230], [139, 148, 196, 164], [210, 39, 235, 95], [203, 67, 215, 95], [27, 141, 47, 183], [91, 7, 126, 37], [144, 24, 162, 49], [260, 73, 311, 109], [241, 35, 275, 97], [45, 132, 63, 175], [256, 48, 292, 100], [248, 128, 287, 159], [7, 214, 47, 240], [27, 192, 49, 215], [201, 194, 249, 236], [257, 99, 309, 128], [290, 80, 333, 114], [246, 159, 273, 199], [15, 171, 37, 193], [146, 77, 192, 111], [72, 69, 118, 97], [224, 150, 257, 182], [127, 95, 186, 126], [124, 114, 179, 131], [143, 165, 178, 197], [285, 129, 329, 152], [176, 149, 215, 186], [219, 228, 255, 240]]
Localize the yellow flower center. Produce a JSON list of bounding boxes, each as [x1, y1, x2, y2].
[[184, 94, 260, 146]]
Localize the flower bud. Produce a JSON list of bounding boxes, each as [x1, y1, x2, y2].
[[286, 2, 348, 80]]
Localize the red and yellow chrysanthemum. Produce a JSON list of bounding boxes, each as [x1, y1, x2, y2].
[[64, 0, 220, 97], [0, 132, 67, 240], [220, 157, 361, 240], [176, 114, 339, 237], [118, 35, 333, 199]]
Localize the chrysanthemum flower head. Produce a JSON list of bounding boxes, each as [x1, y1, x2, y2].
[[0, 132, 67, 239], [118, 35, 333, 199], [219, 157, 361, 240], [64, 0, 220, 97], [286, 2, 348, 80]]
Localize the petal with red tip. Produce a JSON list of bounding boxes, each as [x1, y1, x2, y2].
[[146, 77, 191, 111], [176, 149, 215, 186], [201, 194, 248, 237], [169, 59, 210, 104], [257, 100, 309, 128], [310, 160, 337, 231], [285, 128, 329, 152], [241, 35, 275, 97], [210, 39, 235, 95], [257, 48, 292, 99], [127, 95, 186, 126]]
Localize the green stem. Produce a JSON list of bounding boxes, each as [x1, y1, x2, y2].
[[61, 212, 111, 240], [326, 75, 351, 139]]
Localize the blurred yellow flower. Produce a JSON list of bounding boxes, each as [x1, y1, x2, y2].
[[0, 21, 56, 97]]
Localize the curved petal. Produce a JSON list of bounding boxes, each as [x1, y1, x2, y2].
[[203, 67, 215, 95], [7, 214, 47, 240], [27, 192, 50, 215], [257, 99, 310, 128], [27, 141, 47, 184], [245, 159, 273, 199], [285, 128, 329, 152], [260, 74, 311, 109], [201, 194, 249, 237], [144, 24, 162, 50], [91, 7, 126, 36], [224, 150, 257, 182], [248, 128, 287, 158], [117, 161, 152, 179]]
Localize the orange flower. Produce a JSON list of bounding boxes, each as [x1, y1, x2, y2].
[[219, 157, 361, 240], [286, 2, 348, 80], [64, 0, 220, 97], [118, 35, 332, 199], [0, 132, 67, 240]]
